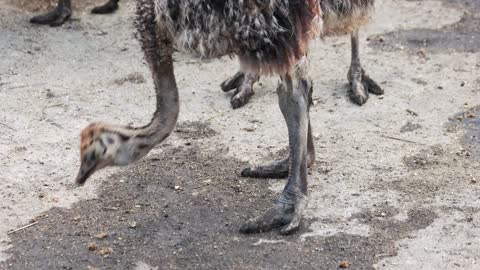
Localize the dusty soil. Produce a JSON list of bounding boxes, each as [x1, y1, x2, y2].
[[0, 0, 479, 269]]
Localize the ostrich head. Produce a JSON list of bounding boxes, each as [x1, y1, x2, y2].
[[75, 122, 152, 185]]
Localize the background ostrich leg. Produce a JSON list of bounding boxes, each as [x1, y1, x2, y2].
[[30, 0, 120, 27], [348, 29, 384, 105]]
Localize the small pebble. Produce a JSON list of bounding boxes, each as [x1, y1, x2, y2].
[[87, 243, 97, 251], [339, 260, 351, 268], [95, 233, 108, 240]]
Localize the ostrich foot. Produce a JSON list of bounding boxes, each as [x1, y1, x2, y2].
[[30, 5, 71, 27], [91, 0, 119, 14], [220, 72, 258, 109], [240, 194, 308, 235], [348, 69, 384, 105], [241, 156, 289, 178]]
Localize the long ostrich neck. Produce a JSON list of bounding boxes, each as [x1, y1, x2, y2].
[[118, 2, 179, 150], [135, 55, 179, 145]]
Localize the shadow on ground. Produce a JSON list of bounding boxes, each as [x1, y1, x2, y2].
[[447, 105, 480, 160], [1, 122, 438, 270], [369, 0, 480, 54]]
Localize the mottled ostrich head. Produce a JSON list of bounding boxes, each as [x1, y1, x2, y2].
[[75, 123, 145, 185]]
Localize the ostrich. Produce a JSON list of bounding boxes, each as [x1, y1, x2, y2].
[[75, 0, 379, 235], [30, 0, 121, 27]]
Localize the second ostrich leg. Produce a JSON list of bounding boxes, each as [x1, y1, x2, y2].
[[348, 29, 384, 105], [241, 73, 315, 179], [240, 60, 312, 235]]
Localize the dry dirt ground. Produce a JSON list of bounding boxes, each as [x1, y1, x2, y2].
[[0, 0, 479, 269]]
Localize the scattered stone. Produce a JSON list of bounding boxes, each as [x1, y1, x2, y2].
[[87, 243, 97, 251], [94, 232, 108, 240], [129, 222, 137, 229], [417, 48, 427, 58], [96, 247, 113, 256], [339, 260, 351, 268], [312, 97, 323, 106], [411, 78, 428, 86], [113, 72, 146, 86], [45, 89, 55, 99], [406, 109, 418, 116], [400, 122, 421, 133], [318, 162, 333, 174]]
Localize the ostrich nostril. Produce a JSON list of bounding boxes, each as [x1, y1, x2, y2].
[[87, 152, 96, 161]]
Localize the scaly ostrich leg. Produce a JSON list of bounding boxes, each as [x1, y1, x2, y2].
[[348, 29, 383, 105], [240, 59, 312, 235], [30, 0, 72, 27], [220, 71, 259, 109]]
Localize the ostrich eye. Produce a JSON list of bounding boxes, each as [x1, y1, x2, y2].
[[106, 137, 114, 144]]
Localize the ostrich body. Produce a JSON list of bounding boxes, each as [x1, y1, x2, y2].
[[222, 1, 384, 108], [76, 0, 378, 235], [30, 0, 121, 27]]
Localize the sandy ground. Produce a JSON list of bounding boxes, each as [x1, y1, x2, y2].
[[0, 0, 479, 269]]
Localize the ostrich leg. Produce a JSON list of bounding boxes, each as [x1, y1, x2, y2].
[[241, 83, 315, 179], [221, 71, 259, 109], [30, 0, 72, 27], [240, 60, 312, 235], [91, 0, 120, 14], [348, 29, 383, 105], [30, 0, 121, 27]]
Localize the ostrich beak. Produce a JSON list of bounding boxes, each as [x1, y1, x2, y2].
[[75, 159, 97, 186]]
